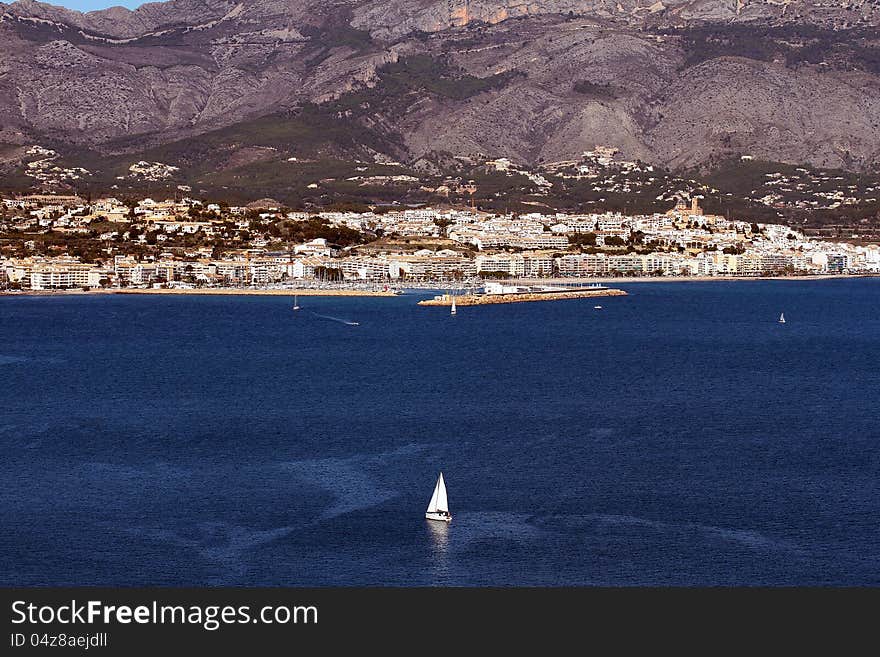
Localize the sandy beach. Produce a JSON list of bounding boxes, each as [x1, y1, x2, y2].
[[106, 288, 397, 297], [0, 287, 398, 297]]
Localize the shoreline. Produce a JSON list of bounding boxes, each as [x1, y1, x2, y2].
[[1, 273, 876, 297], [107, 288, 398, 297], [0, 288, 397, 297]]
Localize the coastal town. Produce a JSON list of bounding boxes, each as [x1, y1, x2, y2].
[[1, 191, 878, 292]]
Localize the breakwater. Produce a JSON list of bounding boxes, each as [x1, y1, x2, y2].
[[418, 288, 627, 306]]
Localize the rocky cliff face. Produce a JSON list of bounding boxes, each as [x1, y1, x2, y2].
[[1, 0, 879, 173]]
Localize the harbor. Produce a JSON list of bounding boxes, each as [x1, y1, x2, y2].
[[418, 282, 628, 306]]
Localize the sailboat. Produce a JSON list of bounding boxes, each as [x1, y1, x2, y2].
[[425, 472, 452, 523], [450, 296, 457, 316], [292, 294, 301, 311], [778, 312, 785, 324]]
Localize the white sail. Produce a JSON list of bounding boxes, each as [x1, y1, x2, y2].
[[779, 312, 785, 323], [435, 473, 448, 512], [451, 297, 457, 315], [426, 473, 448, 513]]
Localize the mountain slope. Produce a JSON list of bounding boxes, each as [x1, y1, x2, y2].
[[1, 0, 880, 175]]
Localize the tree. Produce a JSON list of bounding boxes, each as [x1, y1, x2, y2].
[[433, 217, 452, 237], [313, 266, 344, 281], [568, 232, 597, 247]]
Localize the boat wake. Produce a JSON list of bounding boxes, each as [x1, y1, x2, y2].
[[280, 457, 397, 519], [279, 444, 427, 520], [126, 522, 295, 579], [309, 312, 360, 326], [529, 513, 800, 553]]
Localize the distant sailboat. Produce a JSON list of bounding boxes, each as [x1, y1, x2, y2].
[[425, 472, 452, 523], [450, 296, 457, 316], [292, 294, 301, 311], [778, 312, 786, 324]]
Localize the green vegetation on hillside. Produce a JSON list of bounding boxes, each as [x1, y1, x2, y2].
[[572, 80, 618, 100], [664, 25, 880, 74], [272, 217, 366, 247], [322, 54, 523, 119], [701, 157, 880, 226]]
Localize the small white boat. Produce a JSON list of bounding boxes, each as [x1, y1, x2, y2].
[[594, 305, 603, 309], [778, 312, 786, 324], [425, 472, 451, 523], [292, 294, 300, 311], [450, 296, 457, 316]]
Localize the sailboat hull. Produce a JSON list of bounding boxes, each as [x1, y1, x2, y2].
[[425, 512, 452, 523]]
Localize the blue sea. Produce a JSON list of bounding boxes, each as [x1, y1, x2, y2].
[[1, 280, 879, 586]]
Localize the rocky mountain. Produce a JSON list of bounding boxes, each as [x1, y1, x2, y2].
[[1, 0, 880, 191]]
